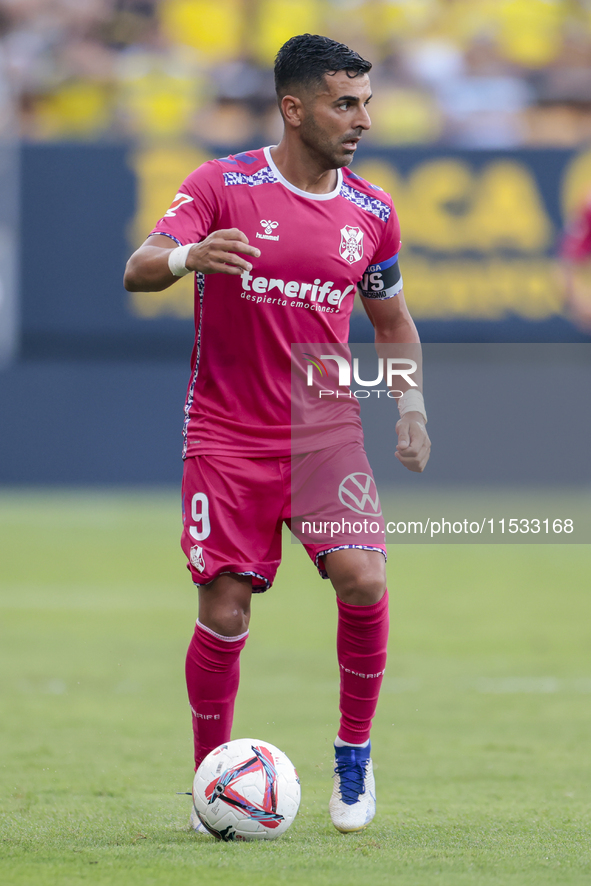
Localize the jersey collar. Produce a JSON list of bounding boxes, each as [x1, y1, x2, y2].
[[264, 146, 343, 201]]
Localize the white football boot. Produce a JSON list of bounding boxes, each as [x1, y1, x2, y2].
[[189, 805, 210, 835], [329, 741, 376, 833]]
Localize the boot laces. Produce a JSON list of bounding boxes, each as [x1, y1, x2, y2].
[[334, 759, 368, 805]]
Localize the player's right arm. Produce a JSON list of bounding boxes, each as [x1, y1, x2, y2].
[[123, 229, 260, 292]]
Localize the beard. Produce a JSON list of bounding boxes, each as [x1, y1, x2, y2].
[[299, 113, 357, 170]]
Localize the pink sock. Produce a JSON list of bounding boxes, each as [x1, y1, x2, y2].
[[185, 620, 248, 770], [336, 591, 389, 745]]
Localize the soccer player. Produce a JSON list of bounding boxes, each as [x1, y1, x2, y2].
[[124, 34, 430, 834], [561, 188, 591, 332]]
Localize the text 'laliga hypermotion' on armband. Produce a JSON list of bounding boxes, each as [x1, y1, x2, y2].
[[358, 254, 403, 299]]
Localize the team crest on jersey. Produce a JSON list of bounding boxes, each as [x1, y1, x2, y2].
[[339, 226, 364, 264], [164, 192, 194, 217], [190, 545, 206, 573]]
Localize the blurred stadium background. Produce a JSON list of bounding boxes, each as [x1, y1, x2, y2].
[[1, 0, 591, 482]]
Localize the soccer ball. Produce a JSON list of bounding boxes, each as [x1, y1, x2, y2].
[[192, 738, 301, 841]]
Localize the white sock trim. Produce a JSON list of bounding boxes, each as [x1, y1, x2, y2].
[[196, 619, 249, 643], [335, 735, 370, 748]]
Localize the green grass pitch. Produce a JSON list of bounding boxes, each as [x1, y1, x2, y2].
[[1, 490, 590, 885]]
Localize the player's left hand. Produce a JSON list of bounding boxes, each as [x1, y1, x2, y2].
[[395, 412, 431, 473]]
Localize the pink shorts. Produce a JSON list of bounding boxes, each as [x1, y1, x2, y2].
[[180, 441, 386, 591]]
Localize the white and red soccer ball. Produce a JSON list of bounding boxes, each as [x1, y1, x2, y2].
[[192, 738, 301, 841]]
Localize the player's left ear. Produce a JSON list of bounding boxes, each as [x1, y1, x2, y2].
[[281, 94, 304, 128]]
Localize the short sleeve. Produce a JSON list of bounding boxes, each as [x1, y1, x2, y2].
[[149, 161, 223, 246], [358, 202, 403, 300]]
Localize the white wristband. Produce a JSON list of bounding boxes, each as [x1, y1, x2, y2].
[[168, 243, 197, 277], [398, 389, 427, 423]]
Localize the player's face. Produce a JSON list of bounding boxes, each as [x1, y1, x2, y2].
[[300, 71, 372, 169]]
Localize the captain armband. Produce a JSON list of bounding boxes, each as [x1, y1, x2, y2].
[[358, 254, 403, 299]]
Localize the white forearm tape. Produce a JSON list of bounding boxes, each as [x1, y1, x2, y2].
[[398, 389, 427, 423], [168, 243, 197, 277]]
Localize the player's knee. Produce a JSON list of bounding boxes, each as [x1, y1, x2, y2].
[[202, 607, 250, 637], [333, 561, 387, 606], [198, 574, 252, 637], [337, 573, 386, 605]]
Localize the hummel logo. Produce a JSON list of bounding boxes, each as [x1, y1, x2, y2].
[[256, 220, 280, 241]]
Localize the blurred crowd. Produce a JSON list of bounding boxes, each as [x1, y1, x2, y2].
[[1, 0, 591, 146]]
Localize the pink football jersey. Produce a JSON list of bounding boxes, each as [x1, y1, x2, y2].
[[150, 147, 402, 457], [561, 192, 591, 263]]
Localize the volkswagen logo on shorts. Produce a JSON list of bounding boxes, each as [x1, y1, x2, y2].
[[338, 473, 382, 516]]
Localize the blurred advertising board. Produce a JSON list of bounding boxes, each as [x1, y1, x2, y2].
[[18, 142, 591, 360]]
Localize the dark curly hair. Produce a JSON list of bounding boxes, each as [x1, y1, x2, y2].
[[274, 34, 372, 103]]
